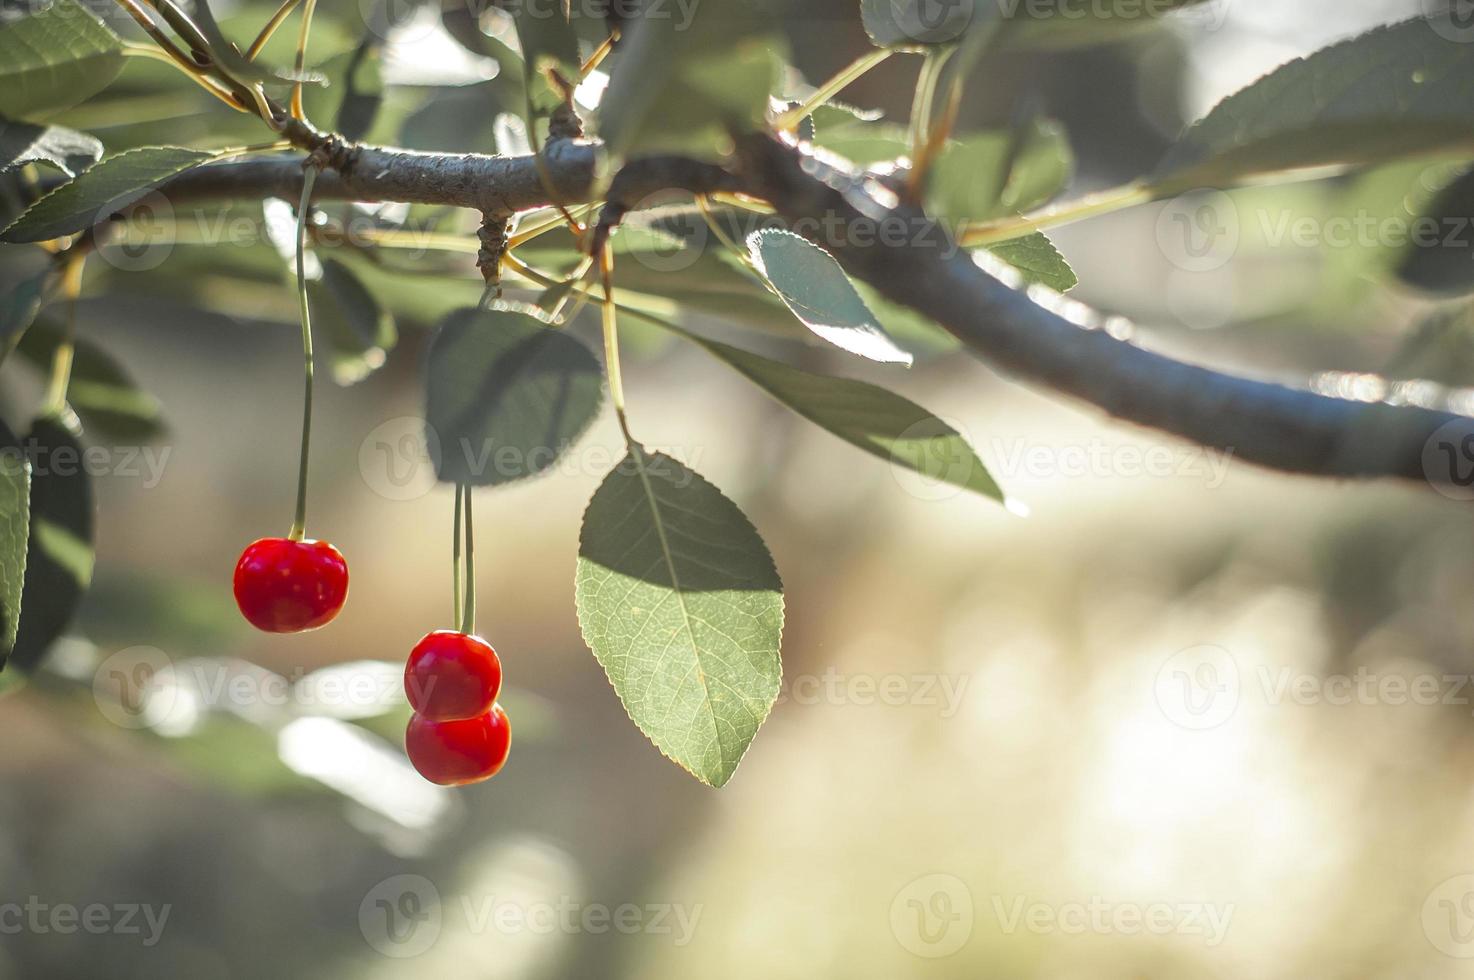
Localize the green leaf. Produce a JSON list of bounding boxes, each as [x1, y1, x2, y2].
[[0, 0, 125, 120], [0, 117, 102, 176], [1396, 165, 1474, 296], [814, 123, 910, 168], [677, 328, 1003, 502], [599, 0, 785, 161], [927, 119, 1073, 224], [1155, 16, 1474, 191], [1, 268, 51, 361], [575, 447, 784, 787], [424, 307, 603, 486], [10, 412, 94, 672], [308, 258, 397, 385], [1, 146, 213, 243], [986, 232, 1078, 291], [17, 322, 166, 442], [512, 0, 581, 111], [0, 419, 30, 664], [748, 229, 912, 364]]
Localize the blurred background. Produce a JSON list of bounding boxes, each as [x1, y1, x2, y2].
[[4, 0, 1474, 977]]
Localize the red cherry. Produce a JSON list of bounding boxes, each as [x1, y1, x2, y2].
[[404, 630, 502, 721], [405, 705, 511, 786], [233, 537, 349, 633]]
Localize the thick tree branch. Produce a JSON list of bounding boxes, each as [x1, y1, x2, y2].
[[133, 135, 1471, 487]]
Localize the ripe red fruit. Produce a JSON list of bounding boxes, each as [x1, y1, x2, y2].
[[405, 705, 512, 786], [233, 537, 349, 633], [404, 630, 502, 721]]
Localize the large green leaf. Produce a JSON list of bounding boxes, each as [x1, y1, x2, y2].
[[17, 321, 166, 442], [424, 307, 602, 486], [927, 119, 1073, 224], [986, 233, 1077, 292], [0, 0, 125, 120], [1, 146, 213, 243], [599, 0, 785, 160], [0, 420, 30, 664], [748, 229, 912, 364], [576, 447, 784, 787], [676, 328, 1004, 502], [10, 412, 94, 672], [0, 117, 101, 176], [1155, 16, 1474, 191], [308, 258, 397, 385]]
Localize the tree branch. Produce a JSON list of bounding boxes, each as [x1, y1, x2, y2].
[[132, 134, 1470, 487]]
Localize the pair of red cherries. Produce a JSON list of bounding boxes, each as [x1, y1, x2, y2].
[[233, 537, 511, 785]]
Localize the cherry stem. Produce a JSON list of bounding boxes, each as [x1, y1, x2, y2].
[[460, 485, 476, 635], [288, 163, 318, 542], [598, 245, 634, 447], [43, 257, 85, 416], [452, 483, 464, 629]]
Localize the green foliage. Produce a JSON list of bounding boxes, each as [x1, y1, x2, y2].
[[599, 0, 785, 160], [424, 307, 603, 486], [0, 268, 50, 361], [307, 258, 397, 385], [988, 233, 1078, 292], [1155, 16, 1474, 191], [672, 326, 1003, 502], [0, 118, 102, 177], [0, 0, 125, 120], [1, 147, 213, 243], [17, 323, 166, 442], [926, 119, 1074, 224], [0, 420, 30, 664], [576, 447, 783, 787], [9, 413, 94, 673], [1396, 166, 1474, 296], [748, 229, 912, 365]]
